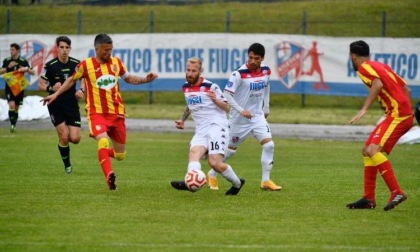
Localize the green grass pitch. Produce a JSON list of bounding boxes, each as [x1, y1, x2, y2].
[[0, 128, 419, 251]]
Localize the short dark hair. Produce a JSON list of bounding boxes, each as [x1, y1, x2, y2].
[[248, 43, 265, 58], [56, 36, 71, 47], [10, 43, 20, 51], [94, 34, 113, 47], [350, 40, 370, 57]]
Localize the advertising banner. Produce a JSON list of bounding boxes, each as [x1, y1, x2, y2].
[[1, 34, 419, 98]]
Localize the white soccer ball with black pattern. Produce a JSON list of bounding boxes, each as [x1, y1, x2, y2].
[[184, 169, 207, 192]]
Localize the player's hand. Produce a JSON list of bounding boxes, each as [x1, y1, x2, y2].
[[206, 90, 217, 102], [18, 66, 28, 73], [40, 93, 57, 106], [52, 82, 62, 92], [75, 89, 84, 99], [349, 109, 367, 124], [175, 120, 184, 130], [145, 72, 158, 83], [241, 109, 253, 119]]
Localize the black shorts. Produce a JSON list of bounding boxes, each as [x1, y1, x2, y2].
[[48, 100, 81, 127], [5, 85, 24, 105]]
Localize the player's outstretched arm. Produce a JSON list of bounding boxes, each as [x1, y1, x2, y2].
[[125, 72, 158, 85]]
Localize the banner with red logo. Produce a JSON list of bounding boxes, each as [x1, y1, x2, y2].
[[1, 34, 419, 98]]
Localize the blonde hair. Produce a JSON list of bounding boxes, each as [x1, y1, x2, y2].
[[187, 57, 203, 70]]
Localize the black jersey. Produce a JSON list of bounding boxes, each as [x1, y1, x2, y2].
[[41, 56, 80, 102], [1, 56, 31, 73]]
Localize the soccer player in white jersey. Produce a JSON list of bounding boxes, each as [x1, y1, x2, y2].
[[207, 43, 282, 191], [170, 57, 245, 195]]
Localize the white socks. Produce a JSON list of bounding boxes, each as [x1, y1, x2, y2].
[[261, 141, 274, 182], [221, 165, 241, 188]]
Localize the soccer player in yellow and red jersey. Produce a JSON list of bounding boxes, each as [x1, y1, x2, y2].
[[347, 40, 413, 211], [41, 34, 158, 190]]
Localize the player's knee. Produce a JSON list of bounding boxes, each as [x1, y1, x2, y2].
[[207, 155, 224, 171], [70, 135, 81, 144], [97, 138, 109, 150], [114, 151, 126, 161], [262, 141, 274, 152]]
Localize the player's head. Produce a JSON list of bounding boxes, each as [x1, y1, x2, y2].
[[185, 57, 203, 85], [350, 40, 369, 57], [56, 36, 71, 47], [10, 43, 20, 57], [349, 40, 370, 71], [56, 36, 72, 59], [94, 34, 113, 63], [247, 43, 265, 71]]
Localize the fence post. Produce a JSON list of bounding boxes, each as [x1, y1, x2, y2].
[[381, 11, 386, 37], [301, 11, 307, 107], [77, 10, 82, 35], [226, 11, 230, 33], [302, 11, 307, 35], [149, 10, 154, 33], [6, 9, 10, 34], [148, 10, 154, 104]]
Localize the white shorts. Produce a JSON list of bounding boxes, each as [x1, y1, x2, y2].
[[190, 124, 229, 155], [228, 118, 272, 148]]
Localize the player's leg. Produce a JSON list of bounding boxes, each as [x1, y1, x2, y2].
[[207, 126, 244, 194], [207, 124, 246, 189], [253, 121, 281, 191], [89, 114, 116, 190], [55, 122, 72, 173], [346, 144, 377, 209], [370, 116, 412, 211], [5, 87, 18, 133], [10, 90, 24, 132], [171, 138, 206, 191]]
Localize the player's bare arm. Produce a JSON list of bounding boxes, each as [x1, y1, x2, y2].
[[175, 107, 190, 130], [350, 78, 383, 124], [18, 66, 35, 75], [41, 76, 76, 105], [125, 72, 158, 85]]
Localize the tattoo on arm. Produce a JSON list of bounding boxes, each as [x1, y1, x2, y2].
[[180, 107, 190, 121]]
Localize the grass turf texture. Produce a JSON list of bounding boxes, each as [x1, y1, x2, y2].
[[0, 128, 419, 251]]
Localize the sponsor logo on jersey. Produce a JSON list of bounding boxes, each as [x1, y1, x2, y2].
[[249, 80, 265, 91], [186, 95, 202, 105], [96, 75, 117, 90]]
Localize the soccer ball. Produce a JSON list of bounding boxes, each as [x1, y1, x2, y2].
[[184, 169, 207, 192]]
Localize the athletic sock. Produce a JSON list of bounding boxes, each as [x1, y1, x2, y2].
[[98, 138, 112, 177], [208, 169, 217, 177], [107, 148, 115, 158], [363, 157, 377, 201], [261, 141, 274, 182], [187, 161, 201, 172], [8, 110, 17, 126], [371, 152, 402, 196], [58, 144, 71, 168], [221, 165, 241, 188]]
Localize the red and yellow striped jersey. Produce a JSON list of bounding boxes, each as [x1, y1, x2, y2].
[[357, 60, 412, 117], [73, 56, 128, 116]]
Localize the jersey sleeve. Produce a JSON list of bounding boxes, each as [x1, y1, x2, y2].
[[211, 83, 227, 102], [224, 70, 241, 95], [72, 61, 85, 80]]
